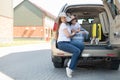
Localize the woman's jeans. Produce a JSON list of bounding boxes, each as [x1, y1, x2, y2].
[[57, 40, 84, 70]]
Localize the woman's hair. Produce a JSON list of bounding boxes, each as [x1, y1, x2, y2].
[[58, 17, 62, 30], [56, 17, 62, 39]]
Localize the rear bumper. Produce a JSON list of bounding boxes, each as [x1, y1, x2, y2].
[[52, 49, 120, 57], [51, 39, 120, 57], [81, 49, 120, 57], [51, 44, 120, 58]]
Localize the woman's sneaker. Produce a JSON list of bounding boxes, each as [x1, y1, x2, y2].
[[66, 67, 73, 78]]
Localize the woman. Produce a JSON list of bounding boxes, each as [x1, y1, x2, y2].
[[57, 12, 84, 78]]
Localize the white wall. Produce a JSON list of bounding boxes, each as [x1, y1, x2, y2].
[[0, 0, 13, 18], [44, 16, 54, 28], [0, 0, 13, 43], [44, 16, 54, 38]]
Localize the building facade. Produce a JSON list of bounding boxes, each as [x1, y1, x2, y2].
[[14, 0, 55, 40], [0, 0, 13, 43]]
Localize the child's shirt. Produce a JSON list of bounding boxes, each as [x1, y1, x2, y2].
[[71, 22, 81, 31]]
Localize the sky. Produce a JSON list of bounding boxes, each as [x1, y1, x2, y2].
[[13, 0, 103, 17]]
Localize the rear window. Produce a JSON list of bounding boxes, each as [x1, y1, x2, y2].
[[78, 18, 94, 24]]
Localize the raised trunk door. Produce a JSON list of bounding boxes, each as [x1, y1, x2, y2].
[[102, 0, 120, 47]]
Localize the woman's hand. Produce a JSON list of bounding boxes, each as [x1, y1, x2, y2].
[[71, 32, 76, 36], [72, 28, 80, 33]]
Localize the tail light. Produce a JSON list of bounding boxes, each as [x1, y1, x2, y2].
[[53, 22, 58, 31], [107, 53, 117, 57], [52, 22, 58, 39]]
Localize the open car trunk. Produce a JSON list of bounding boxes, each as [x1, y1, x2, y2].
[[65, 4, 110, 48]]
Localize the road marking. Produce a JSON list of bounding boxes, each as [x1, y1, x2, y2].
[[0, 72, 14, 80], [0, 43, 51, 58]]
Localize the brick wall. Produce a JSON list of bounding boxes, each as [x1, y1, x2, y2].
[[14, 26, 45, 39]]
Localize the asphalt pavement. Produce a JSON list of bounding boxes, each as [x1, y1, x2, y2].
[[0, 43, 120, 80]]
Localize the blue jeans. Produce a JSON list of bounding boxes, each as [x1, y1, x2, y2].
[[71, 39, 85, 53], [57, 41, 84, 70]]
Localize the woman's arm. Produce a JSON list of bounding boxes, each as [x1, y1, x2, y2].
[[76, 27, 80, 32], [71, 28, 80, 33], [63, 28, 76, 38], [71, 29, 76, 33]]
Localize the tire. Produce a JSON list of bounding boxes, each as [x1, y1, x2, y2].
[[52, 56, 65, 68], [53, 62, 64, 68], [109, 60, 120, 70]]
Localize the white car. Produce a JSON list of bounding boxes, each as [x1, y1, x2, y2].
[[51, 0, 120, 70]]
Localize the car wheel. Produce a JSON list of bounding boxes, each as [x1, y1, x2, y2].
[[53, 62, 64, 68], [52, 56, 65, 68], [109, 60, 120, 70]]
